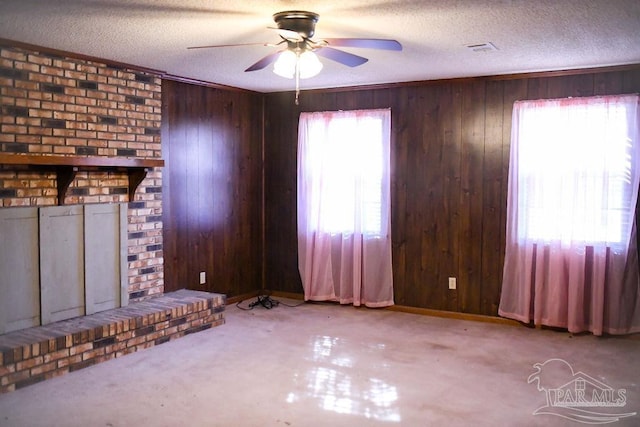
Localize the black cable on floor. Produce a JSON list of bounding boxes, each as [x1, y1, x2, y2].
[[277, 299, 305, 308], [235, 295, 305, 310]]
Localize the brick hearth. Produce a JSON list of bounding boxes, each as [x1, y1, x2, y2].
[[0, 290, 225, 393]]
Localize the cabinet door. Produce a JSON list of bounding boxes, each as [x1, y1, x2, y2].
[[40, 205, 85, 324], [84, 203, 127, 314], [0, 208, 40, 334]]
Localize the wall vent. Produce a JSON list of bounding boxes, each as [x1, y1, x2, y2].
[[466, 42, 498, 52]]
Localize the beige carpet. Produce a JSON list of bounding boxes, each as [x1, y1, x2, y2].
[[0, 298, 638, 426]]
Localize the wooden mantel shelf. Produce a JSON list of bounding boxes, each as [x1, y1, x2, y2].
[[0, 153, 164, 205]]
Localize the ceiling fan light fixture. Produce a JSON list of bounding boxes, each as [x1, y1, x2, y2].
[[273, 50, 297, 78], [298, 50, 323, 79], [273, 49, 323, 79]]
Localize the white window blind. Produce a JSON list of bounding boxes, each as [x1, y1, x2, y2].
[[300, 111, 388, 236], [514, 95, 637, 246]]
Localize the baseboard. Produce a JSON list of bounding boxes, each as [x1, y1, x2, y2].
[[267, 290, 305, 301], [225, 290, 262, 304], [386, 304, 521, 326], [228, 290, 305, 304], [265, 290, 519, 326]]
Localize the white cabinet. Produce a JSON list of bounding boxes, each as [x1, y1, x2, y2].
[[0, 204, 128, 334], [0, 208, 40, 333]]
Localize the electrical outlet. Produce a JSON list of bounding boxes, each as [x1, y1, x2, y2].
[[448, 277, 457, 290], [199, 271, 206, 285]]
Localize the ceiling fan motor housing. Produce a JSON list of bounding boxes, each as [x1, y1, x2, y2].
[[273, 11, 319, 38]]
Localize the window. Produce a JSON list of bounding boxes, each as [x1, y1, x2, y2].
[[499, 94, 640, 335], [298, 109, 390, 236], [513, 95, 636, 245], [297, 108, 394, 307]]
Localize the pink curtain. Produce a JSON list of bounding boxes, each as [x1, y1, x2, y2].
[[499, 94, 640, 335], [297, 109, 393, 307]]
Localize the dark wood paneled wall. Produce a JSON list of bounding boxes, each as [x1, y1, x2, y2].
[[160, 67, 640, 314], [263, 68, 640, 316], [162, 80, 263, 297]]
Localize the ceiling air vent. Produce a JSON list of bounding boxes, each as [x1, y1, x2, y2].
[[466, 42, 498, 52]]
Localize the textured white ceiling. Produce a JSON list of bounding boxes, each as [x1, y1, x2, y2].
[[0, 0, 639, 93]]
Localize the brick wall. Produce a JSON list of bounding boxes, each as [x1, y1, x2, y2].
[[0, 45, 163, 300]]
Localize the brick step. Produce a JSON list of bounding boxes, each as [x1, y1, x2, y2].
[[0, 289, 225, 393]]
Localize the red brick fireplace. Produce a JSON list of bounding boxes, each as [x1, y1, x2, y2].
[[1, 44, 164, 301], [0, 44, 225, 393]]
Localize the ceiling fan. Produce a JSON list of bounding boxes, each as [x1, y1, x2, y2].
[[188, 10, 402, 103]]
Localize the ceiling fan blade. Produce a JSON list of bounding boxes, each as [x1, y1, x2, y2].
[[187, 42, 269, 50], [267, 27, 304, 41], [315, 47, 368, 67], [245, 50, 283, 72], [322, 38, 402, 51]]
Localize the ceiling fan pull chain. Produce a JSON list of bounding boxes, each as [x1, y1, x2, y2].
[[295, 52, 301, 105]]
